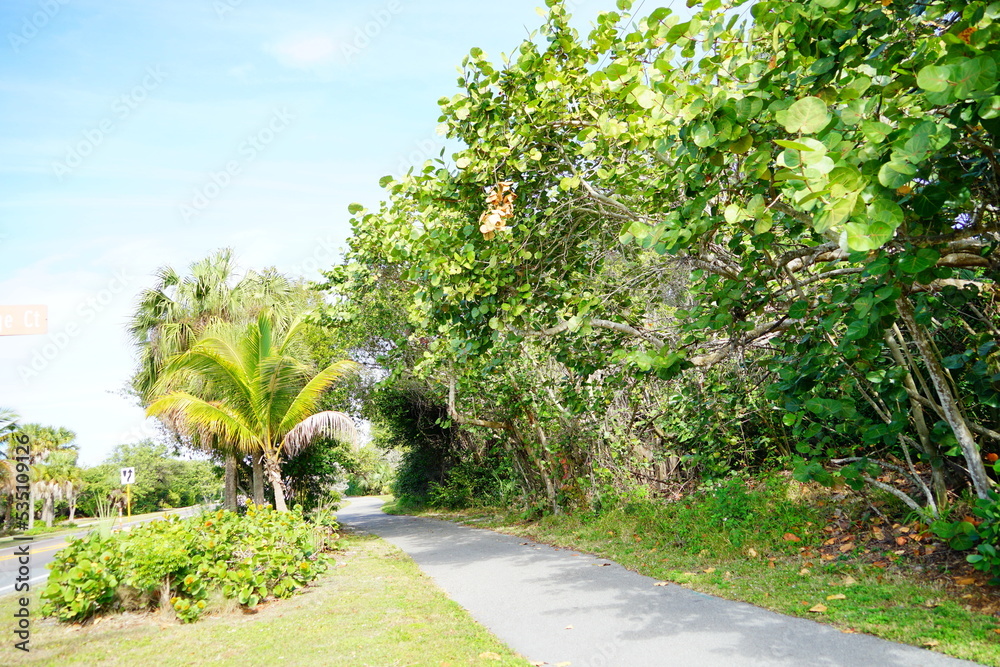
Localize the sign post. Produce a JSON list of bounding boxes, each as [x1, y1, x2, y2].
[[120, 467, 135, 519], [0, 305, 48, 336]]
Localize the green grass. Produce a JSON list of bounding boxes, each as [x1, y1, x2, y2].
[[399, 477, 1000, 666], [0, 532, 529, 667]]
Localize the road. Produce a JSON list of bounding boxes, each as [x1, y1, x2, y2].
[[0, 506, 204, 598], [337, 496, 981, 667]]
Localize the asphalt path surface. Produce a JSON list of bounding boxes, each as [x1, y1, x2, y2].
[[337, 497, 981, 667], [0, 506, 204, 598]]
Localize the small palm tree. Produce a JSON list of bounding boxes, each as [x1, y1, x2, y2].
[[147, 311, 358, 511], [13, 425, 76, 529]]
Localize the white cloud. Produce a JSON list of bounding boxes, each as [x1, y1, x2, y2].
[[265, 33, 340, 69]]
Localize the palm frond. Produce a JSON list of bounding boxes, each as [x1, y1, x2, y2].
[[147, 392, 262, 455], [276, 360, 360, 436], [281, 410, 357, 458]]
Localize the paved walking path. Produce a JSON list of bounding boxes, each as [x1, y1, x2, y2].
[[337, 497, 981, 667]]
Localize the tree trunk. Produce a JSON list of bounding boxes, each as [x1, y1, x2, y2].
[[251, 454, 265, 506], [43, 494, 54, 527], [224, 451, 238, 511], [69, 493, 77, 522], [263, 454, 288, 512], [898, 297, 993, 499], [885, 327, 948, 507]]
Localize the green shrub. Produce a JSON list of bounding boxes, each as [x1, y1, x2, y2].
[[41, 503, 335, 623], [932, 491, 1000, 582]]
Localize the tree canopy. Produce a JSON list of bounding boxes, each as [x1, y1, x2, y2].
[[321, 0, 1000, 515]]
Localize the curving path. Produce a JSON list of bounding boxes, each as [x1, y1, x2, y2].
[[336, 496, 981, 667]]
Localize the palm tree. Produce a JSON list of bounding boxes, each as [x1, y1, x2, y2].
[[0, 408, 20, 528], [128, 250, 297, 509], [14, 425, 76, 529], [147, 311, 358, 511], [33, 448, 83, 526]]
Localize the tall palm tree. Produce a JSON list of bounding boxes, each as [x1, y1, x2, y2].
[[128, 249, 297, 509], [147, 311, 358, 511]]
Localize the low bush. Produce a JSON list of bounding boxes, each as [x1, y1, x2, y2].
[[41, 502, 336, 623], [931, 491, 1000, 582]]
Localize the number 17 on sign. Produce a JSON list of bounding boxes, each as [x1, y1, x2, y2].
[[120, 467, 135, 518]]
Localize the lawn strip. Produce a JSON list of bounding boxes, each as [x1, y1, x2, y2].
[[0, 532, 528, 667]]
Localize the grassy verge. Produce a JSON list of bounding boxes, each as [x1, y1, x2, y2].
[[390, 477, 1000, 666], [0, 532, 528, 667]]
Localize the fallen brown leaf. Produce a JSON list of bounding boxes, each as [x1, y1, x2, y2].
[[955, 577, 976, 586], [809, 604, 828, 613], [839, 543, 855, 552], [923, 640, 940, 647], [827, 593, 847, 601], [654, 581, 669, 586], [479, 652, 502, 660], [783, 533, 801, 542]]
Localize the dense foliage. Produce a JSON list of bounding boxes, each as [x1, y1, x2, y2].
[[41, 503, 334, 623], [319, 0, 1000, 529], [77, 440, 220, 517]]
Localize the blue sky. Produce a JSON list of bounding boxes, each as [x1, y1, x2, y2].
[[0, 0, 617, 465]]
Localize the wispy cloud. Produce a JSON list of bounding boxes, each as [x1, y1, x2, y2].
[[265, 33, 341, 69]]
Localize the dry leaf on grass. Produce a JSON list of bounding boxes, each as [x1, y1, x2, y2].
[[826, 593, 847, 601], [479, 652, 502, 660], [654, 581, 669, 586], [809, 604, 827, 613]]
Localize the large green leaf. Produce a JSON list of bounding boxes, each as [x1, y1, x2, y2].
[[782, 97, 830, 134], [916, 65, 951, 93], [844, 220, 895, 251], [897, 248, 940, 274]]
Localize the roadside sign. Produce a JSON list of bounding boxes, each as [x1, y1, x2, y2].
[[0, 305, 48, 336], [120, 467, 135, 485]]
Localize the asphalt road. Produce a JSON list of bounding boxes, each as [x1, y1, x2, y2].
[[0, 506, 204, 598], [337, 497, 981, 667]]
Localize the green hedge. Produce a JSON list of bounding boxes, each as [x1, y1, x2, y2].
[[41, 503, 336, 623]]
